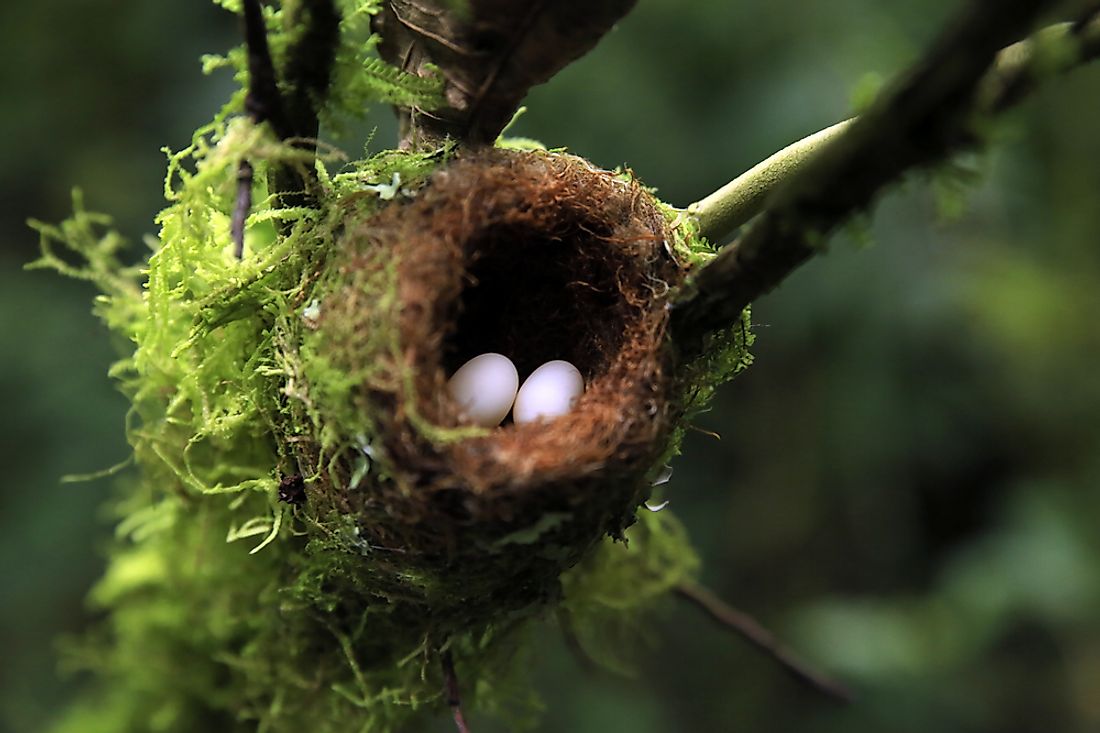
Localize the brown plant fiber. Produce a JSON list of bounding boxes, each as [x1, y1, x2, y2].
[[315, 149, 685, 621]]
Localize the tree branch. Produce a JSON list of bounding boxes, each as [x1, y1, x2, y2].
[[268, 0, 340, 208], [232, 0, 340, 258], [687, 9, 1100, 246], [686, 119, 854, 247], [374, 0, 636, 147], [674, 582, 853, 704], [686, 7, 1100, 247], [671, 0, 1100, 350], [280, 0, 340, 142], [234, 0, 291, 258], [242, 0, 292, 138], [441, 649, 472, 733], [982, 5, 1100, 113]]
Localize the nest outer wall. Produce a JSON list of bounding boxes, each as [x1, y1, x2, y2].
[[302, 148, 688, 629]]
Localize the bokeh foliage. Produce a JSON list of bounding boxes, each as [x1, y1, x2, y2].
[[3, 0, 1099, 731]]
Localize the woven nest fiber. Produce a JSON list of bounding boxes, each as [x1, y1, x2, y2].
[[298, 148, 689, 629]]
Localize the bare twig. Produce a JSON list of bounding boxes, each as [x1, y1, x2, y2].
[[670, 0, 1100, 350], [233, 0, 339, 258], [234, 0, 289, 259], [686, 119, 854, 247], [441, 649, 472, 733], [231, 159, 254, 259], [675, 582, 854, 704]]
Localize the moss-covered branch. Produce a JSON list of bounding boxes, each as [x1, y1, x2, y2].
[[685, 10, 1100, 245], [671, 1, 1100, 350]]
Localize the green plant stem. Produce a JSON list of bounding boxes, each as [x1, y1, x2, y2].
[[671, 1, 1100, 350], [686, 119, 853, 245]]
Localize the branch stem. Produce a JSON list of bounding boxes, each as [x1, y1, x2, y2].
[[242, 0, 291, 138], [687, 119, 853, 243], [675, 582, 854, 704], [441, 649, 471, 733], [686, 10, 1100, 245], [233, 0, 341, 257], [231, 160, 253, 260], [671, 1, 1100, 349]]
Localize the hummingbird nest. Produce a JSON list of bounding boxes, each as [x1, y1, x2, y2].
[[41, 141, 750, 732], [298, 149, 688, 630]]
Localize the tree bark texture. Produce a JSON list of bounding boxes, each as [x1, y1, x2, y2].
[[373, 0, 637, 147]]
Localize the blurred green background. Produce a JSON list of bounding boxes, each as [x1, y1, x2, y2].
[[3, 1, 1099, 732]]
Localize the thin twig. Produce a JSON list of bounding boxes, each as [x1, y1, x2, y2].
[[232, 160, 254, 259], [234, 0, 290, 259], [671, 0, 1100, 350], [441, 649, 472, 733], [675, 582, 854, 704], [242, 0, 291, 138], [232, 0, 340, 257]]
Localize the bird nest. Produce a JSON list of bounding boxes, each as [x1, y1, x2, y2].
[[296, 148, 688, 627]]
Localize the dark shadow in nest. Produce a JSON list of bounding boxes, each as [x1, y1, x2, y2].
[[360, 149, 687, 493], [443, 220, 635, 382]]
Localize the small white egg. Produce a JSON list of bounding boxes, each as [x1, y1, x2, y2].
[[447, 353, 519, 427], [513, 360, 584, 425]]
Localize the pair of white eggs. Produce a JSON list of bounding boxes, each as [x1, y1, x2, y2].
[[447, 353, 584, 427]]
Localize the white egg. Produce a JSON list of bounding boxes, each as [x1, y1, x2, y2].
[[513, 360, 584, 425], [447, 353, 519, 427]]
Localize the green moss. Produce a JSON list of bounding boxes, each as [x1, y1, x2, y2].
[[33, 3, 754, 730]]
